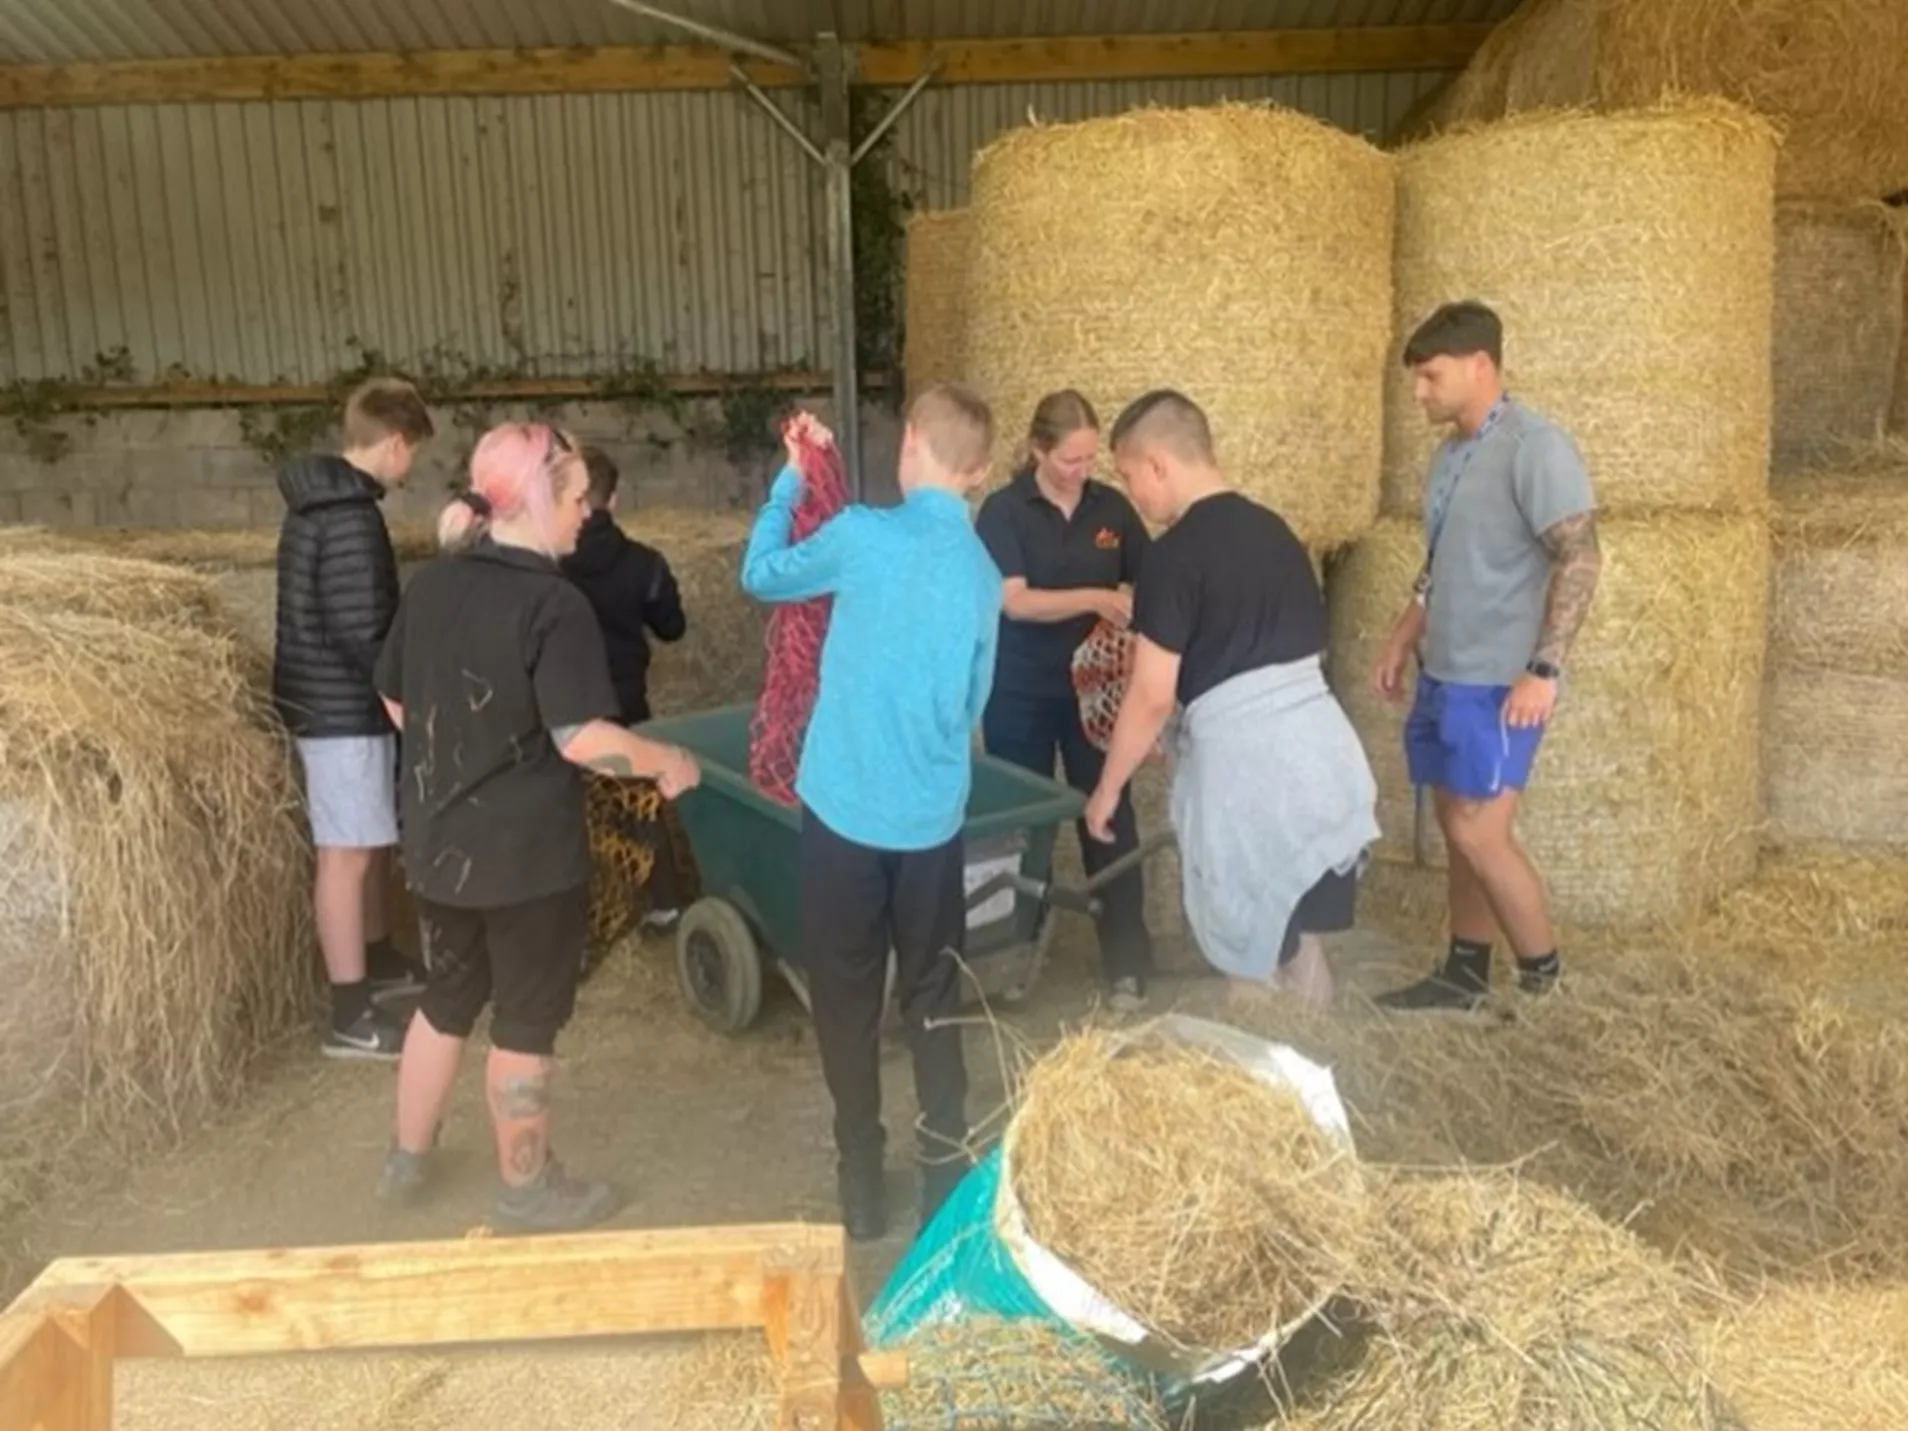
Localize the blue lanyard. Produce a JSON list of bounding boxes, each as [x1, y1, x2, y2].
[[1425, 397, 1507, 564]]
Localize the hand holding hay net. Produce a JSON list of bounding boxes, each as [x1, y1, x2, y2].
[[1007, 1028, 1368, 1355], [747, 410, 849, 805], [1071, 619, 1135, 753]]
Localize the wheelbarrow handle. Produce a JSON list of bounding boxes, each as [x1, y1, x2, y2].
[[963, 830, 1178, 922]]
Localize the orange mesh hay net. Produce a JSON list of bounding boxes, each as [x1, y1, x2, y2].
[[1072, 618, 1136, 751], [748, 411, 851, 804]]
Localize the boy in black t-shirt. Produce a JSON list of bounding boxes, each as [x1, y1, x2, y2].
[[1084, 391, 1379, 1010]]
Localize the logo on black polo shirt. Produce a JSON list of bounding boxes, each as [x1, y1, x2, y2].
[[1094, 527, 1120, 550]]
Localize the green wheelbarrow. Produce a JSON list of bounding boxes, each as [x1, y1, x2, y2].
[[636, 704, 1167, 1035]]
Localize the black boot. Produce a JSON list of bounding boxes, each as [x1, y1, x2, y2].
[[837, 1158, 887, 1243], [1375, 938, 1492, 1012]]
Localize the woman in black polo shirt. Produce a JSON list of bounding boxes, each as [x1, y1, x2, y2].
[[975, 390, 1154, 1010], [373, 422, 700, 1233]]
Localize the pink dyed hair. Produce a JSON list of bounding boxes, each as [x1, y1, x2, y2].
[[437, 422, 582, 553]]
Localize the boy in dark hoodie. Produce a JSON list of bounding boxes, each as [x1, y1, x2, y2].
[[559, 446, 687, 725], [560, 446, 692, 924], [273, 377, 434, 1059]]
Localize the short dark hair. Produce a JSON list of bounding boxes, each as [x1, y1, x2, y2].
[[343, 376, 434, 448], [580, 445, 619, 507], [1109, 389, 1215, 465], [1402, 300, 1503, 368]]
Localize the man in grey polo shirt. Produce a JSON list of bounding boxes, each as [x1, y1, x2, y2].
[[1368, 301, 1602, 1010]]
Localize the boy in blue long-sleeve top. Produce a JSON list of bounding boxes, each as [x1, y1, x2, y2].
[[741, 384, 1002, 1241]]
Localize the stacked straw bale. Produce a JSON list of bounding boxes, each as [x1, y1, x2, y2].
[[903, 208, 971, 401], [1771, 202, 1906, 471], [1384, 102, 1777, 515], [1329, 513, 1769, 928], [1434, 0, 1908, 202], [1763, 463, 1908, 850], [0, 556, 312, 1223], [965, 104, 1394, 550]]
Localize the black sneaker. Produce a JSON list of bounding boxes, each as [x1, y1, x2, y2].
[[323, 1008, 405, 1061], [493, 1157, 622, 1233], [838, 1161, 888, 1243], [1374, 970, 1489, 1013], [377, 1146, 430, 1208]]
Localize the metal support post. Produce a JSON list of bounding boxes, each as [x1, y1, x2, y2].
[[816, 35, 862, 497], [603, 0, 806, 71]]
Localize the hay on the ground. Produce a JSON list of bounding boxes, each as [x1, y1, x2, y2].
[[1772, 203, 1906, 472], [904, 208, 971, 401], [1702, 1284, 1908, 1431], [1006, 1027, 1366, 1354], [620, 507, 761, 717], [1285, 1171, 1721, 1431], [1210, 947, 1908, 1287], [1435, 0, 1908, 201], [0, 590, 312, 1225], [965, 103, 1393, 549], [1328, 510, 1769, 926], [1385, 101, 1776, 516]]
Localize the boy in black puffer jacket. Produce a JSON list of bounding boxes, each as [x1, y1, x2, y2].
[[273, 377, 434, 1059]]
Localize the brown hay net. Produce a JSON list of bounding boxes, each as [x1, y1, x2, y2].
[[1385, 101, 1777, 516], [1438, 0, 1908, 201], [1286, 1172, 1721, 1431], [904, 209, 971, 402], [1006, 1027, 1367, 1355], [1327, 510, 1769, 927], [966, 103, 1393, 549], [0, 594, 313, 1225], [1772, 202, 1906, 472]]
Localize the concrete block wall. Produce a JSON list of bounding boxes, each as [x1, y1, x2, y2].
[[0, 398, 905, 530]]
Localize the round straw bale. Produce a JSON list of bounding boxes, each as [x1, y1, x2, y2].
[[1328, 510, 1770, 927], [1287, 1171, 1720, 1431], [1769, 465, 1908, 678], [1772, 202, 1906, 473], [627, 508, 762, 715], [0, 800, 79, 1207], [1006, 1026, 1367, 1355], [965, 104, 1393, 549], [903, 208, 971, 402], [1384, 102, 1777, 516], [1762, 672, 1908, 850]]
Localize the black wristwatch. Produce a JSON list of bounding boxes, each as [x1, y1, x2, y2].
[[1526, 658, 1561, 681]]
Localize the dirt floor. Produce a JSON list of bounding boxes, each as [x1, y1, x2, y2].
[[0, 905, 1430, 1430]]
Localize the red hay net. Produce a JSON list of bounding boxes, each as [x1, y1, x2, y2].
[[748, 411, 850, 805], [1071, 618, 1136, 752]]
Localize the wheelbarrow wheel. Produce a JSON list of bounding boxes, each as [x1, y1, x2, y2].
[[675, 898, 763, 1035]]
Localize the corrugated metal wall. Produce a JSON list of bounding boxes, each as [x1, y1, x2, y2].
[[0, 72, 1446, 386]]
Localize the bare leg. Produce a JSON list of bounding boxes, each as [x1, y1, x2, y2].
[[1435, 792, 1501, 946], [486, 1051, 553, 1188], [1280, 934, 1335, 1013], [314, 846, 375, 984], [394, 1011, 463, 1154], [1440, 792, 1555, 959]]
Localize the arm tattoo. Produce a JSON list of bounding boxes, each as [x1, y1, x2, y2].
[[1535, 512, 1602, 667]]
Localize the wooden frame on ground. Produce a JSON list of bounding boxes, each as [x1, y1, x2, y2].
[[0, 1223, 901, 1431]]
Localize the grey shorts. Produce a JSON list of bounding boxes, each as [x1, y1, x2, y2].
[[296, 736, 398, 849]]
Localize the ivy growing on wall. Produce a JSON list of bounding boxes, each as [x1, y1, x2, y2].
[[849, 88, 919, 399]]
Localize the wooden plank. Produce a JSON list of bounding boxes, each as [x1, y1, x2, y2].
[[859, 26, 1495, 85], [14, 1225, 845, 1360], [763, 1267, 844, 1431], [0, 27, 1495, 110], [0, 1313, 64, 1431]]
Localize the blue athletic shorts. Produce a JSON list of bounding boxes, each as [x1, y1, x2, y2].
[[1403, 675, 1544, 801]]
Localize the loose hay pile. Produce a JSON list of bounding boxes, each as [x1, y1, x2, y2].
[[1385, 102, 1776, 514], [1285, 1172, 1723, 1431], [1213, 950, 1908, 1288], [1763, 464, 1908, 849], [0, 583, 312, 1223], [1772, 203, 1907, 471], [1703, 1283, 1908, 1431], [1432, 0, 1908, 201], [1007, 1028, 1365, 1354], [904, 208, 971, 400], [1329, 511, 1770, 925], [625, 508, 761, 716], [965, 103, 1393, 549]]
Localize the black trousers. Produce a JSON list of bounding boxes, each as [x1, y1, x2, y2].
[[799, 807, 969, 1172], [983, 689, 1153, 981]]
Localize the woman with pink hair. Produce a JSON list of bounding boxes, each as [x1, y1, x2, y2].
[[373, 421, 699, 1231]]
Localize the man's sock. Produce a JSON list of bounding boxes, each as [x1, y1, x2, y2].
[[331, 979, 373, 1032], [1517, 950, 1562, 991], [1444, 937, 1493, 989]]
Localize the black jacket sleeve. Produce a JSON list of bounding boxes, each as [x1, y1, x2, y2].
[[641, 552, 687, 644], [316, 504, 401, 683]]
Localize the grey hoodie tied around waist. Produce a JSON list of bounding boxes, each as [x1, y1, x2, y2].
[[1168, 654, 1381, 982]]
